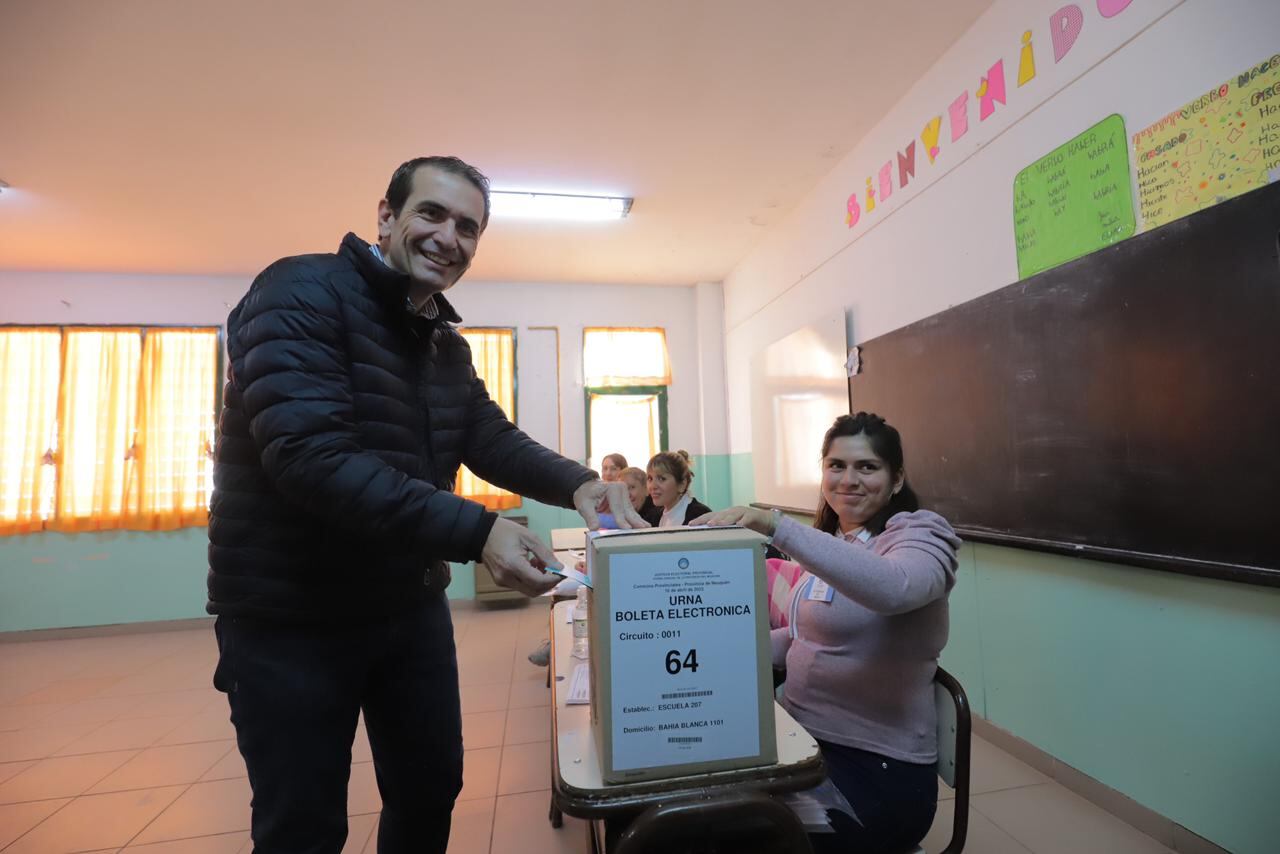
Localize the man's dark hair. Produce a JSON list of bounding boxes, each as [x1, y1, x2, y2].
[[813, 412, 920, 536], [384, 156, 491, 231]]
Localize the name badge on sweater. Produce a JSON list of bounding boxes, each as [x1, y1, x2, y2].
[[807, 578, 834, 602]]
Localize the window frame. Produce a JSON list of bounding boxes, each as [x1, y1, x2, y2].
[[583, 384, 669, 471]]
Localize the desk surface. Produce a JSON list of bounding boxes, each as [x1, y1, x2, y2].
[[549, 601, 824, 817]]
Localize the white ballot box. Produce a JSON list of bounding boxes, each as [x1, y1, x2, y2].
[[586, 526, 776, 784]]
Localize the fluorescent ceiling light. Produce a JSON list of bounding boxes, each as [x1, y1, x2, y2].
[[490, 191, 632, 221]]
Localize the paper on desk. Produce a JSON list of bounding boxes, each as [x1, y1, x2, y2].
[[565, 662, 591, 705]]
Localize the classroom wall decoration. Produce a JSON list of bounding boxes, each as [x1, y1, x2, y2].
[[1132, 53, 1280, 231], [842, 0, 1144, 232], [1014, 114, 1135, 278]]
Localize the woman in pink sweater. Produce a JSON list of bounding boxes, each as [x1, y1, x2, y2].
[[692, 412, 960, 853]]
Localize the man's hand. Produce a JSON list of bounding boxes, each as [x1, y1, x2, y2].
[[480, 517, 562, 597], [573, 480, 649, 531], [687, 506, 776, 536]]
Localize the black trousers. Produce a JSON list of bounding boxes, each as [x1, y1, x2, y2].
[[809, 739, 938, 854], [213, 593, 462, 854]]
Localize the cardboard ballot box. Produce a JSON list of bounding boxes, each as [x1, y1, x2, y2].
[[586, 526, 776, 784]]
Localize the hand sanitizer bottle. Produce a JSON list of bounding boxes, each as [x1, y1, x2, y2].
[[571, 586, 590, 659]]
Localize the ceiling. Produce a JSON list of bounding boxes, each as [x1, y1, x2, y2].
[[0, 0, 991, 286]]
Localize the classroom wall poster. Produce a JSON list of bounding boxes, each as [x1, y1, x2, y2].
[[1132, 54, 1280, 231], [1014, 114, 1135, 279]]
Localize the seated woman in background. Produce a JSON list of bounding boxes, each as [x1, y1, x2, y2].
[[619, 466, 651, 516], [691, 412, 960, 854], [598, 463, 651, 529], [600, 453, 627, 482], [643, 450, 713, 527], [594, 452, 629, 522]]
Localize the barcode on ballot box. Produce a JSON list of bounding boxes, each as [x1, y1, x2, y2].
[[660, 690, 712, 700], [667, 736, 703, 744]]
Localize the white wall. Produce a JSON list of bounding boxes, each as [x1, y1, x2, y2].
[[0, 269, 725, 463], [445, 279, 718, 461], [725, 0, 1279, 453]]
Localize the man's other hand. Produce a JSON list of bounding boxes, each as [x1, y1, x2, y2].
[[480, 518, 562, 597], [573, 480, 649, 531]]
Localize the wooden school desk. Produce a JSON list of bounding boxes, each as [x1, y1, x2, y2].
[[547, 600, 824, 853]]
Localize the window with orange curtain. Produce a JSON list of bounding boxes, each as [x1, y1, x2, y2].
[[582, 327, 671, 388], [582, 328, 671, 472], [0, 329, 62, 535], [0, 325, 220, 537], [49, 329, 142, 532], [126, 329, 220, 530], [455, 328, 521, 511]]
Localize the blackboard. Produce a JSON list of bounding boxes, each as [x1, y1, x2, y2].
[[848, 181, 1280, 586]]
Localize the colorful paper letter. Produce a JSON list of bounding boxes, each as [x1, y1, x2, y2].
[[949, 92, 970, 142], [1051, 4, 1084, 63], [1096, 0, 1133, 18], [879, 161, 895, 203], [846, 192, 861, 228], [978, 60, 1007, 121], [898, 141, 917, 188], [1018, 30, 1037, 86], [921, 117, 942, 163]]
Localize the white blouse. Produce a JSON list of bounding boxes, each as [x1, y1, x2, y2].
[[658, 494, 692, 528]]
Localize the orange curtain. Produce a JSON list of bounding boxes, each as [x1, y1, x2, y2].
[[126, 329, 219, 529], [0, 329, 62, 535], [583, 327, 671, 387], [456, 328, 521, 511], [49, 329, 142, 532]]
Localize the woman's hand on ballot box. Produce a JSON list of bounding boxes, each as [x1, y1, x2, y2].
[[690, 505, 777, 536]]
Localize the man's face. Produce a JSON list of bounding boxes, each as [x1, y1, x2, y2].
[[377, 166, 486, 295]]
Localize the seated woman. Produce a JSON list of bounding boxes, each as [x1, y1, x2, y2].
[[594, 452, 629, 522], [691, 412, 960, 854], [598, 464, 649, 529], [642, 450, 712, 527], [619, 466, 650, 514], [600, 452, 627, 482]]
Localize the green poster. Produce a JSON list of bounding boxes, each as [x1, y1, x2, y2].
[[1013, 114, 1136, 279]]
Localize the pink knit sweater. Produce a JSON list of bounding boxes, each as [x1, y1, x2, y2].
[[771, 510, 961, 763]]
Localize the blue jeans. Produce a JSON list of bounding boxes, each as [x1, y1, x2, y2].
[[213, 593, 462, 854], [810, 739, 938, 854]]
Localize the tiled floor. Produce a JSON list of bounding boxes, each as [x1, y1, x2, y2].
[[0, 603, 1175, 853]]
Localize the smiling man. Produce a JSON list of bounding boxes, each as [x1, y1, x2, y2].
[[208, 156, 645, 854]]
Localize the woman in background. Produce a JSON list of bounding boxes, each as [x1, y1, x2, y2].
[[691, 413, 960, 853], [618, 466, 651, 517], [643, 450, 712, 527], [600, 453, 627, 482], [594, 453, 629, 521]]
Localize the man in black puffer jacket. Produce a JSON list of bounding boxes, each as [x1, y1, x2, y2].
[[208, 156, 644, 854]]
